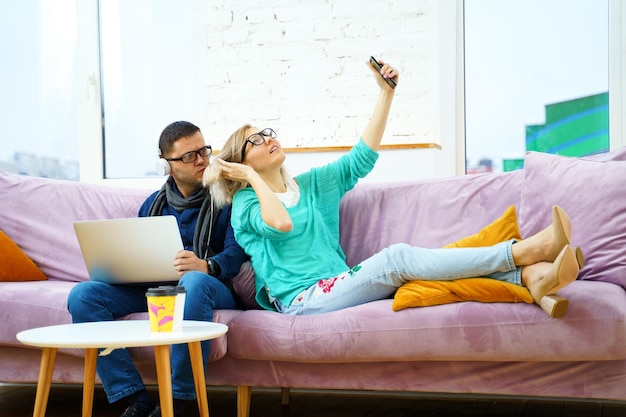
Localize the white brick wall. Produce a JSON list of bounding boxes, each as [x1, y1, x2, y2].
[[193, 0, 440, 151]]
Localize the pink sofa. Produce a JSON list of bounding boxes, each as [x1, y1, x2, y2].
[[1, 148, 625, 416]]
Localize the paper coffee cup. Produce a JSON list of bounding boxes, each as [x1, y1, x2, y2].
[[146, 287, 177, 332], [160, 285, 186, 331]]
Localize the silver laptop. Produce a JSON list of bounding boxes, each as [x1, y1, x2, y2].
[[73, 216, 183, 284]]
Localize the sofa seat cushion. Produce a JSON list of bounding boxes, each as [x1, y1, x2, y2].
[[0, 281, 239, 362], [122, 309, 242, 363], [0, 281, 75, 347], [225, 280, 626, 363]]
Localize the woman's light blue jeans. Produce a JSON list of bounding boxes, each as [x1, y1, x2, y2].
[[277, 241, 521, 315], [67, 271, 236, 403]]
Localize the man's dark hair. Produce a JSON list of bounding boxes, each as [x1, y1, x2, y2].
[[158, 121, 201, 156]]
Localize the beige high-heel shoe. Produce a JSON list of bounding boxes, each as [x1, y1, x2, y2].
[[538, 295, 569, 318], [537, 246, 584, 318], [573, 246, 584, 269], [545, 205, 572, 263], [518, 205, 572, 265], [529, 245, 579, 318]]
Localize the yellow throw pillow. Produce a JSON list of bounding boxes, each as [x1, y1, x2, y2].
[[0, 230, 47, 282], [392, 205, 533, 311], [441, 205, 522, 250]]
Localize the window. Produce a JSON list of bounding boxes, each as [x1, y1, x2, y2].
[[0, 1, 80, 180], [99, 0, 197, 179], [464, 0, 609, 174]]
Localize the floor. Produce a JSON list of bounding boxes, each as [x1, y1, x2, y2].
[[1, 384, 625, 417]]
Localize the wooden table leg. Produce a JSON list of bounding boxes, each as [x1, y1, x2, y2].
[[82, 348, 98, 417], [237, 385, 251, 417], [154, 345, 174, 417], [188, 341, 210, 417], [281, 387, 290, 405], [32, 347, 57, 417]]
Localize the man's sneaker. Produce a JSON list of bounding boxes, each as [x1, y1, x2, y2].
[[120, 403, 153, 417], [147, 404, 183, 417]]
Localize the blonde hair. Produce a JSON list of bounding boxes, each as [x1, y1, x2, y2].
[[203, 123, 294, 207]]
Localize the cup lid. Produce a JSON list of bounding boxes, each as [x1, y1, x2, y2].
[[146, 287, 177, 296], [157, 285, 186, 294]]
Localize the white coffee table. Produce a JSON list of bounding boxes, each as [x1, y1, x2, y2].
[[17, 320, 228, 417]]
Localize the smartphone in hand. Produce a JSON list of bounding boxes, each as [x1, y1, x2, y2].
[[369, 56, 396, 89]]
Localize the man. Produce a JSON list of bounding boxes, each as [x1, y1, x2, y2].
[[68, 121, 247, 417]]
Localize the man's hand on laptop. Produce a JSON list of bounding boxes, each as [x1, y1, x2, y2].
[[173, 250, 209, 276]]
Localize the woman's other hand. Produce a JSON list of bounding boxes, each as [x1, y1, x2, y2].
[[367, 58, 399, 91], [215, 158, 256, 183]]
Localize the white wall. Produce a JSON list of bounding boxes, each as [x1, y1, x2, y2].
[[195, 0, 442, 150], [191, 0, 458, 182]]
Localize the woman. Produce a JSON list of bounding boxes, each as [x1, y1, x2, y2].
[[204, 59, 580, 316]]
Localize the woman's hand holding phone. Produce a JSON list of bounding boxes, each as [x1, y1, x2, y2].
[[369, 56, 397, 89]]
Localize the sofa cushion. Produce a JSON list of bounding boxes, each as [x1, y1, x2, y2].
[[392, 205, 532, 311], [0, 170, 151, 283], [0, 230, 46, 282], [339, 170, 524, 267], [122, 309, 240, 362], [582, 145, 626, 162], [0, 280, 235, 362], [440, 204, 522, 249], [225, 280, 626, 362], [231, 261, 259, 309], [0, 281, 75, 347], [519, 151, 626, 290]]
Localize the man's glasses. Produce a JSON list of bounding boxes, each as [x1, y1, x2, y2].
[[164, 145, 212, 164], [241, 128, 277, 161]]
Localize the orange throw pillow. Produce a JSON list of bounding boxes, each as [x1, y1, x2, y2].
[[0, 230, 47, 282], [392, 205, 533, 311]]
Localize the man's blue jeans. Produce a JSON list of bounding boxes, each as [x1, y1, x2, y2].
[[67, 271, 236, 403]]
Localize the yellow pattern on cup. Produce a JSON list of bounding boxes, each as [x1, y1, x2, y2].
[[146, 287, 176, 332]]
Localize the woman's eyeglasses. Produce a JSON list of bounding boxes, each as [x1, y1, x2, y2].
[[164, 145, 212, 164], [241, 128, 277, 160]]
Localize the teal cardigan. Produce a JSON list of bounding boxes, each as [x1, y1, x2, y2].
[[231, 139, 378, 310]]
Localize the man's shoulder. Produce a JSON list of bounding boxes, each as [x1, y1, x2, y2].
[[216, 202, 231, 217], [138, 190, 161, 217], [146, 189, 161, 201]]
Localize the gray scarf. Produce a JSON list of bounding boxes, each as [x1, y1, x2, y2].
[[147, 176, 216, 259]]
